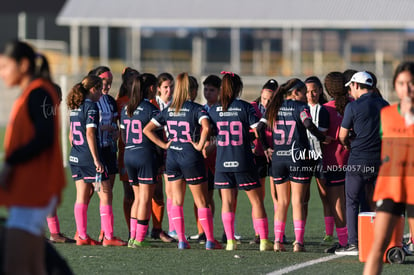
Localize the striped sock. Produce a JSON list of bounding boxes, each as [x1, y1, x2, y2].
[[274, 221, 285, 242], [294, 220, 305, 244]]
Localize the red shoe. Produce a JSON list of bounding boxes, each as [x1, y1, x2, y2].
[[102, 236, 127, 247], [76, 235, 102, 246]]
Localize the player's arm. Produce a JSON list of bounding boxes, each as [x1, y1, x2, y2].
[[192, 117, 210, 151], [86, 126, 103, 173], [339, 127, 351, 150], [143, 120, 171, 150]]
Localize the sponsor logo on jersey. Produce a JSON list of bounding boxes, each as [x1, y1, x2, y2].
[[223, 161, 239, 168], [69, 156, 79, 163]]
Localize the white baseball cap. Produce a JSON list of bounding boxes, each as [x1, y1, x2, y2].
[[345, 71, 373, 87]]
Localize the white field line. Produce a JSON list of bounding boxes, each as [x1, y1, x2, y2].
[[267, 254, 345, 275]]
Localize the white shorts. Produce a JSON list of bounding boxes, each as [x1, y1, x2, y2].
[[6, 196, 58, 236]]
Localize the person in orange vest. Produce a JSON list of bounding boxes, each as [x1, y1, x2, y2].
[[364, 62, 414, 275], [0, 40, 66, 275]]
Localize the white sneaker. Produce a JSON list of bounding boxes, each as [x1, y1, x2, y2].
[[334, 244, 359, 256]]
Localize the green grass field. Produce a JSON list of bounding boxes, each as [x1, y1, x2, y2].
[[0, 125, 413, 274]]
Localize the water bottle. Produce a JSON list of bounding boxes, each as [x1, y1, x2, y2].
[[94, 172, 102, 192]]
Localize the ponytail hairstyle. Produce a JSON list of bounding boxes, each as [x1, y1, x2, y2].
[[324, 72, 349, 116], [126, 74, 144, 117], [1, 40, 51, 80], [265, 78, 304, 129], [67, 75, 102, 110], [141, 73, 157, 100], [117, 67, 139, 99], [304, 76, 328, 104], [170, 72, 190, 113], [220, 71, 243, 111], [366, 71, 383, 98]]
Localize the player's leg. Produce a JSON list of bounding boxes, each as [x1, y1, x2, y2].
[[291, 181, 309, 252], [134, 183, 156, 246]]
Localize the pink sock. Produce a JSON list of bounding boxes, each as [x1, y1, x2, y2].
[[336, 227, 348, 247], [47, 215, 60, 234], [222, 212, 235, 241], [254, 218, 269, 240], [135, 223, 149, 242], [294, 220, 305, 245], [130, 218, 137, 240], [325, 216, 335, 236], [167, 198, 175, 232], [100, 205, 114, 240], [171, 205, 186, 242], [274, 221, 285, 242], [74, 203, 88, 239], [252, 212, 258, 235], [198, 208, 214, 242]]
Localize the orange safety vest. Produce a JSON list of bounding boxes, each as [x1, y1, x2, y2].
[[373, 104, 414, 204], [0, 78, 66, 207]]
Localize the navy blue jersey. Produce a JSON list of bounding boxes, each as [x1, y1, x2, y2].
[[264, 100, 312, 160], [152, 100, 209, 153], [69, 99, 100, 166], [209, 99, 259, 172], [120, 100, 160, 154], [341, 92, 389, 163], [97, 94, 118, 147]]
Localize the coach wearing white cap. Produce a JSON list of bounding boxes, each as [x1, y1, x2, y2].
[[335, 71, 389, 256]]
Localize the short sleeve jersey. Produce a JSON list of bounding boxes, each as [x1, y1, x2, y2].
[[209, 99, 259, 172], [120, 100, 160, 153], [69, 99, 100, 165], [266, 100, 311, 159], [151, 100, 209, 152], [97, 94, 118, 147], [341, 92, 389, 163]]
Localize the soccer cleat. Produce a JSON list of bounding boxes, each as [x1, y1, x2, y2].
[[324, 243, 341, 253], [76, 235, 101, 246], [206, 239, 222, 250], [178, 241, 191, 249], [49, 233, 76, 244], [249, 234, 260, 245], [128, 239, 135, 248], [293, 241, 306, 252], [132, 240, 151, 248], [73, 231, 79, 241], [259, 239, 273, 251], [102, 236, 127, 247], [226, 239, 237, 251], [321, 234, 334, 245], [274, 242, 286, 252], [222, 232, 242, 244], [188, 232, 207, 244], [168, 230, 179, 241], [334, 243, 358, 256], [282, 234, 289, 244], [98, 230, 104, 242]]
